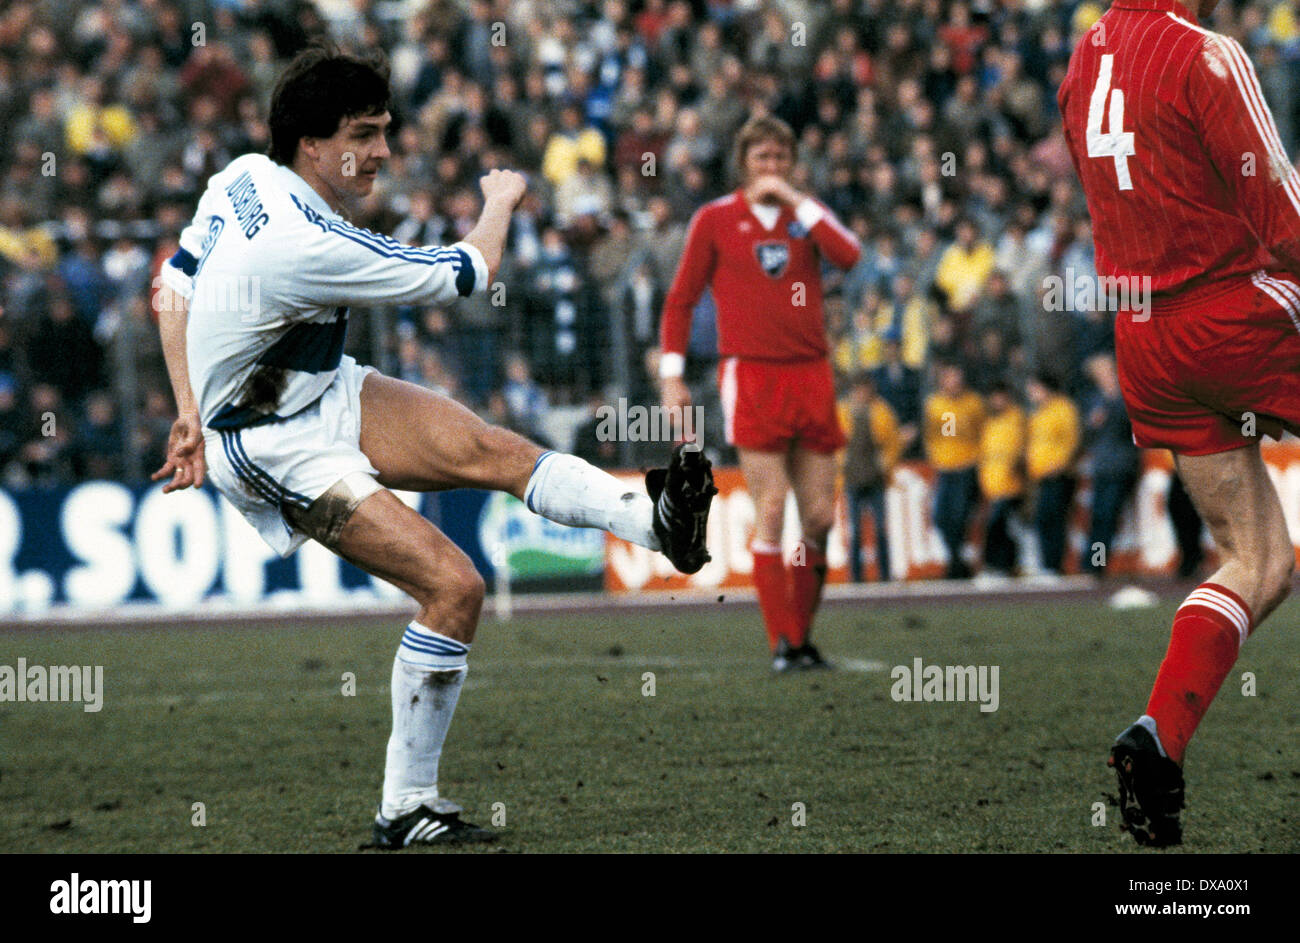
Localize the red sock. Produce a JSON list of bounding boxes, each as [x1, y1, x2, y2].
[[788, 539, 828, 647], [1145, 583, 1251, 766], [752, 544, 798, 651]]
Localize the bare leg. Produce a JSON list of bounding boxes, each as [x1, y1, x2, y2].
[[1174, 445, 1293, 620], [1130, 444, 1293, 772], [739, 447, 791, 545], [330, 488, 485, 822], [358, 373, 659, 549], [359, 372, 542, 497], [332, 488, 483, 642], [787, 447, 837, 549]]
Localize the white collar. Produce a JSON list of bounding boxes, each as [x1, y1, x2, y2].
[[749, 201, 781, 231]]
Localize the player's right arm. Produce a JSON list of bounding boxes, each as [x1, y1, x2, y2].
[[151, 186, 220, 493], [1189, 34, 1300, 271], [151, 285, 206, 492], [658, 207, 717, 413]]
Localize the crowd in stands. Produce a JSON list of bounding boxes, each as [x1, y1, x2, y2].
[[0, 0, 1287, 573]]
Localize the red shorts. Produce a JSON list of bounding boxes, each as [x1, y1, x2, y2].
[[717, 357, 846, 454], [1117, 271, 1300, 455]]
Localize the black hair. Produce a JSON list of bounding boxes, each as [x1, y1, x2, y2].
[[267, 44, 391, 166]]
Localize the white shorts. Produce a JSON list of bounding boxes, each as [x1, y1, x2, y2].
[[205, 355, 381, 556]]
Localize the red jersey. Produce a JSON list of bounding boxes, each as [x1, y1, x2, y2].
[[659, 190, 861, 363], [1058, 0, 1300, 300]]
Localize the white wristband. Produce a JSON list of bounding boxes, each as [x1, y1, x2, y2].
[[795, 197, 826, 230], [659, 352, 686, 379]]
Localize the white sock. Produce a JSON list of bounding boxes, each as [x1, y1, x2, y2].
[[380, 622, 469, 820], [523, 450, 660, 551]]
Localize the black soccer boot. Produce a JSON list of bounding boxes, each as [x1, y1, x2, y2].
[[793, 642, 832, 670], [369, 800, 497, 849], [645, 443, 717, 575], [1108, 722, 1185, 848], [771, 638, 798, 673]]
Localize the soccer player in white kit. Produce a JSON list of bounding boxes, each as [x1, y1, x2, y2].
[[152, 46, 714, 848]]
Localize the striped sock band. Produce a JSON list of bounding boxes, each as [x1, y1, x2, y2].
[[1144, 582, 1253, 765], [523, 450, 558, 513], [397, 621, 470, 670], [1178, 583, 1252, 648]]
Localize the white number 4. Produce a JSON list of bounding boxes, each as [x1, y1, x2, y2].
[[1087, 54, 1135, 191]]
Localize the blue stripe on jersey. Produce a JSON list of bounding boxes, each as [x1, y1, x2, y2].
[[169, 248, 198, 276], [209, 403, 283, 430], [290, 194, 468, 267], [329, 225, 465, 266], [256, 307, 349, 374]]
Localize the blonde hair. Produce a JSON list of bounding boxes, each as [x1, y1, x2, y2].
[[733, 114, 796, 181]]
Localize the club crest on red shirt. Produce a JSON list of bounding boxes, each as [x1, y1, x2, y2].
[[755, 241, 789, 278]]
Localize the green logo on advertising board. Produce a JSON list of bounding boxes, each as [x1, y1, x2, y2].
[[476, 492, 605, 578]]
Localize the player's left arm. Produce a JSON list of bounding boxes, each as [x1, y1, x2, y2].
[[1189, 35, 1300, 269], [796, 198, 861, 270]]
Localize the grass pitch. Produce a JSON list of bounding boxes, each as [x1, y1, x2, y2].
[[2, 595, 1298, 853]]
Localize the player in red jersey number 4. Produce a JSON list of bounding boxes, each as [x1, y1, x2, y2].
[[1060, 0, 1300, 845], [659, 116, 861, 672]]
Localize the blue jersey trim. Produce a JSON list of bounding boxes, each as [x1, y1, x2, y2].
[[168, 247, 198, 276], [256, 308, 349, 374], [209, 404, 281, 430], [290, 194, 468, 267], [453, 247, 475, 296]]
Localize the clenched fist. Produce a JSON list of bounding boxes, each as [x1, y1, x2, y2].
[[480, 169, 528, 209]]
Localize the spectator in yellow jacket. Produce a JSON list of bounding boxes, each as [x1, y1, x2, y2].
[[934, 218, 996, 314], [1026, 372, 1081, 574], [978, 381, 1026, 575], [834, 287, 885, 375], [839, 373, 911, 581], [0, 198, 57, 270], [835, 273, 933, 374], [542, 103, 607, 188], [65, 76, 137, 156], [924, 363, 985, 578]]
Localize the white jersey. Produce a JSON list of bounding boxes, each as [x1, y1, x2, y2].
[[161, 153, 488, 430]]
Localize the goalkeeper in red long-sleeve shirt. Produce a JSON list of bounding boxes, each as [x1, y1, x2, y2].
[[659, 115, 861, 671]]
